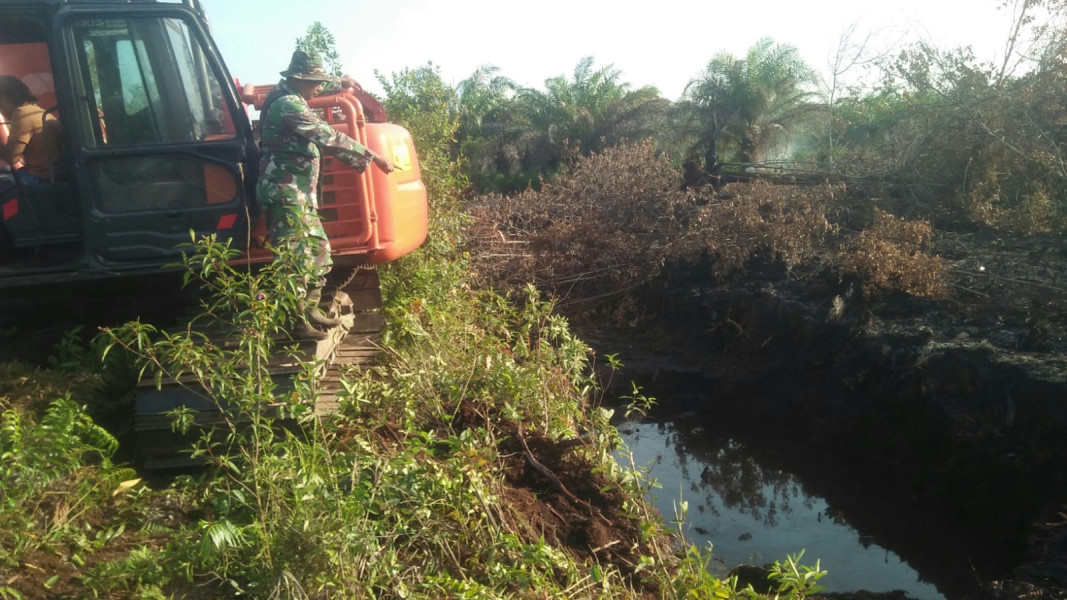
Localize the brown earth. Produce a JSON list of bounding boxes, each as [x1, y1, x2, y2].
[[449, 398, 666, 597]]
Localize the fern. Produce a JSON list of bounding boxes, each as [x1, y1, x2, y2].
[[98, 467, 140, 495], [1, 395, 136, 563], [0, 409, 21, 467], [36, 395, 119, 465], [82, 545, 169, 595], [141, 521, 172, 535], [78, 417, 120, 463], [199, 519, 247, 561]]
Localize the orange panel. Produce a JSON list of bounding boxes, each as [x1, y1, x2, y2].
[[203, 163, 238, 204], [363, 122, 428, 263]]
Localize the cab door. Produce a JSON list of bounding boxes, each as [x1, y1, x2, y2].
[[60, 9, 254, 266]]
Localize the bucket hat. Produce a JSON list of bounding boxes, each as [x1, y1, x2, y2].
[[280, 50, 337, 83]]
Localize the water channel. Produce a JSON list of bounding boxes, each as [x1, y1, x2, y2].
[[614, 410, 1012, 600]]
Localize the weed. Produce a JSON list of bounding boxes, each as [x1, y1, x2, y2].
[[621, 381, 657, 421], [768, 550, 827, 599]]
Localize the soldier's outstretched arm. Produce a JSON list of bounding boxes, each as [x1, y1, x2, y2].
[[280, 101, 375, 171]]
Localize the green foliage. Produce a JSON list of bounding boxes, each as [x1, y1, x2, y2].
[[767, 550, 827, 599], [80, 545, 170, 596], [823, 40, 1067, 233], [47, 326, 94, 372], [657, 499, 736, 599], [374, 63, 472, 328], [106, 252, 295, 421], [377, 63, 467, 211], [0, 395, 135, 567], [87, 228, 723, 596], [1, 395, 118, 485], [295, 21, 343, 77], [455, 64, 517, 145], [622, 382, 657, 421], [516, 57, 669, 162], [680, 38, 820, 170], [454, 57, 671, 194]]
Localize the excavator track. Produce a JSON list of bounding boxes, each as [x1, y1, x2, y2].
[[315, 266, 385, 413], [133, 266, 385, 468]]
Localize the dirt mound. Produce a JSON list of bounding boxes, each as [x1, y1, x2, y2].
[[448, 398, 668, 595]]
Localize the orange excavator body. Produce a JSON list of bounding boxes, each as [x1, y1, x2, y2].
[[238, 84, 427, 268]]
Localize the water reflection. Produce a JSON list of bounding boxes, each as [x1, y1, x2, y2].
[[695, 438, 813, 527], [617, 418, 946, 600]]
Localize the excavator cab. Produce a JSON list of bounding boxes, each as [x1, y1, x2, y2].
[[0, 0, 258, 287], [1, 0, 427, 298]]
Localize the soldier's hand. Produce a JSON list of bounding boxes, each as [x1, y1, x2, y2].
[[373, 155, 396, 173], [340, 75, 363, 93]]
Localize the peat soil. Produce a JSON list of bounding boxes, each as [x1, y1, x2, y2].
[[579, 229, 1067, 600]]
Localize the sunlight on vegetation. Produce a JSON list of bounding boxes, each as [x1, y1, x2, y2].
[[7, 3, 1067, 595]]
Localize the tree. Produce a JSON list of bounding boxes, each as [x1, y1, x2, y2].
[[517, 56, 644, 154], [680, 38, 820, 171], [993, 0, 1067, 83], [459, 57, 671, 192], [377, 63, 465, 207], [821, 30, 1067, 233], [455, 65, 517, 142], [822, 22, 884, 167], [453, 65, 525, 187], [295, 21, 342, 77]]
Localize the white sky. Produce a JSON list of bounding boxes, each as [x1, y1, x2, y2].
[[198, 0, 1025, 100]]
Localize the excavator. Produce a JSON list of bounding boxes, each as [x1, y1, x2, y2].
[[0, 0, 429, 464]]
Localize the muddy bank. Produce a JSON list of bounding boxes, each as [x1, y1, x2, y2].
[[580, 232, 1067, 599]]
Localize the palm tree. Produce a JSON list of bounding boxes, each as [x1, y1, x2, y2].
[[680, 37, 820, 171], [452, 65, 540, 186], [455, 65, 516, 142], [454, 57, 671, 192], [511, 57, 669, 172], [519, 56, 631, 151]]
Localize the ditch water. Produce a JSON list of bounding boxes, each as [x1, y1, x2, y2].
[[614, 412, 1010, 600]]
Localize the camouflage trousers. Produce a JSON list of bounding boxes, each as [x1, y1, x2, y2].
[[256, 169, 332, 291]]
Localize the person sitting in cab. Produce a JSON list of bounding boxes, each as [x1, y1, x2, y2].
[[0, 75, 62, 185]]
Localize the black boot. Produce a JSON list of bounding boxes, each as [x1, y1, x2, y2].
[[292, 318, 329, 341], [304, 287, 342, 328]]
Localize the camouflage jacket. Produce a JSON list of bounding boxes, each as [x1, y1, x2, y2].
[[257, 79, 376, 190]]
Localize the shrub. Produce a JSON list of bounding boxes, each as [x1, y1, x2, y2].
[[838, 209, 949, 298], [466, 140, 692, 305], [467, 143, 838, 316], [694, 180, 836, 279]]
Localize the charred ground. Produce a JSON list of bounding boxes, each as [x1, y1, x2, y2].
[[464, 143, 1067, 599], [576, 221, 1067, 600]]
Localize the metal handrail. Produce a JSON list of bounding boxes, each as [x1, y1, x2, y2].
[[309, 92, 376, 249]]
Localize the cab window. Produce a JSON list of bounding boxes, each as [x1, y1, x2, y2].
[[72, 16, 236, 147]]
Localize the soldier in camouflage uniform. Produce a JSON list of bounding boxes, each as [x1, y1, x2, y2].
[[257, 50, 394, 339]]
